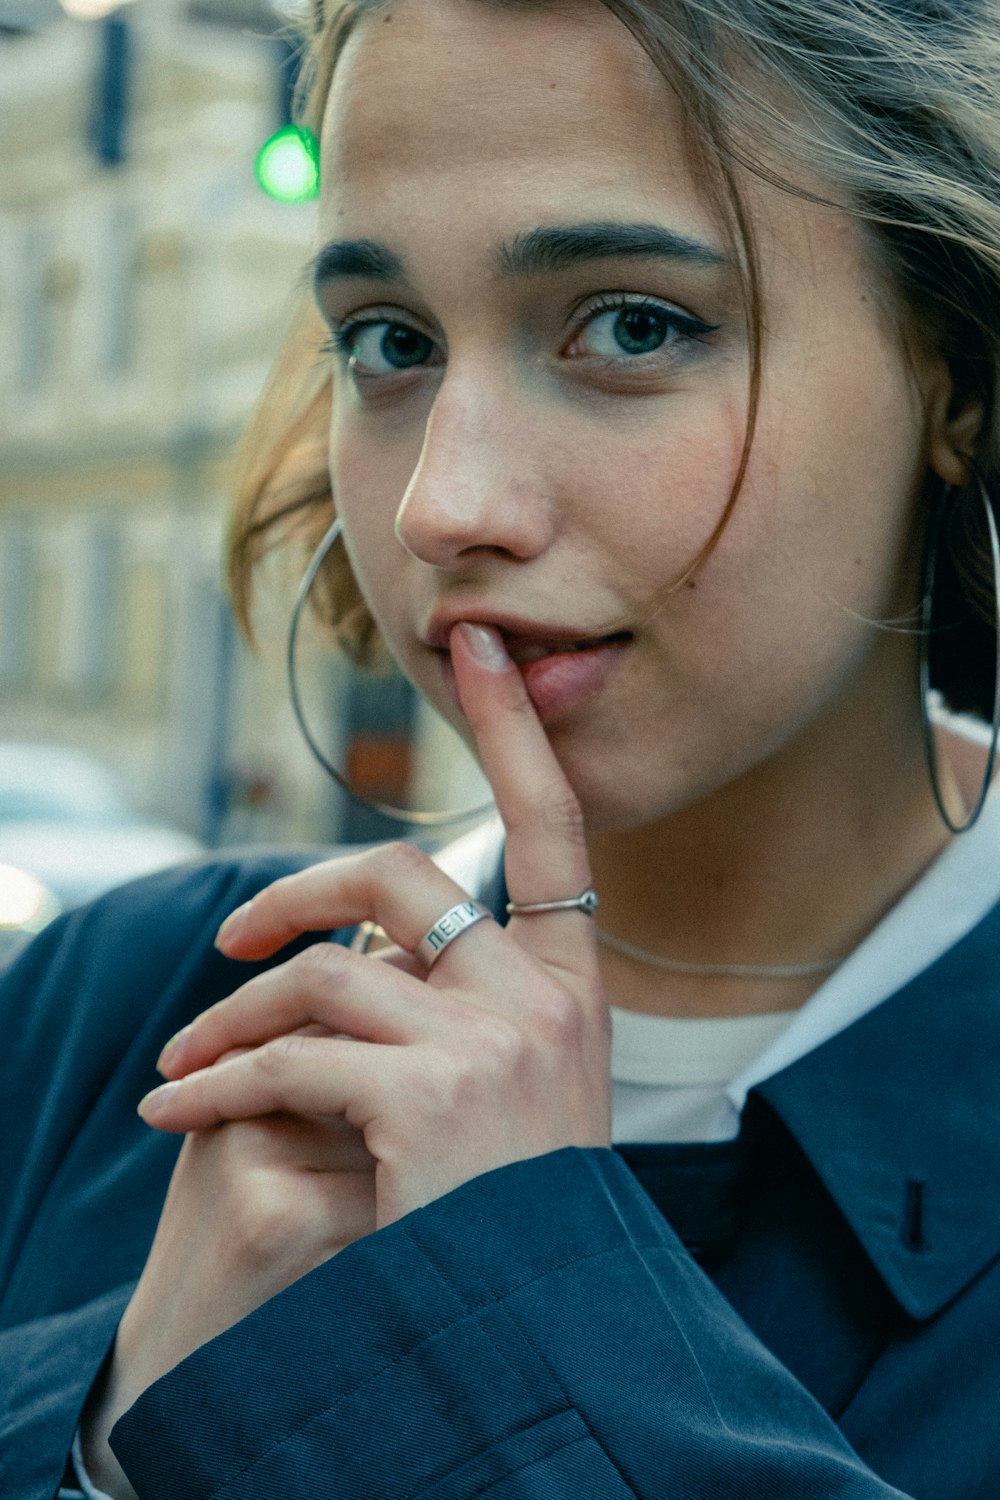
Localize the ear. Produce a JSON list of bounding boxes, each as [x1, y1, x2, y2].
[[923, 354, 985, 486]]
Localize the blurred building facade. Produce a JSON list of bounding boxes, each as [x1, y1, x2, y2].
[[0, 0, 488, 847]]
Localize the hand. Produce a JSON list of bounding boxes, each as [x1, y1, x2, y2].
[[141, 622, 613, 1228], [79, 1108, 375, 1499]]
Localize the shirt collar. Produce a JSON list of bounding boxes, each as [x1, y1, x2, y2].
[[730, 785, 1000, 1115]]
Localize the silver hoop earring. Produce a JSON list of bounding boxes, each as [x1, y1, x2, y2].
[[287, 516, 495, 827], [919, 474, 1000, 833]]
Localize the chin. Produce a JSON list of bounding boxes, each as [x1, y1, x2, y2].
[[555, 752, 683, 833]]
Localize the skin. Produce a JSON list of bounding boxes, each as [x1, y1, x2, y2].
[[80, 2, 983, 1492]]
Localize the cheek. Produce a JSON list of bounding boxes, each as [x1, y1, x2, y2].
[[743, 284, 928, 602], [560, 401, 749, 594], [754, 374, 924, 618], [328, 412, 416, 602], [643, 347, 928, 689], [330, 407, 411, 530]]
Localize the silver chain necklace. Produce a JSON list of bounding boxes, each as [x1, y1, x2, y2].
[[595, 925, 843, 979]]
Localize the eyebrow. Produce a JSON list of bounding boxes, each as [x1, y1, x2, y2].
[[496, 222, 729, 275], [311, 220, 728, 300], [311, 239, 406, 292]]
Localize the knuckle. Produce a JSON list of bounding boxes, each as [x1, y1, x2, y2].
[[290, 941, 348, 987], [509, 785, 586, 847], [437, 1053, 489, 1115], [475, 1011, 525, 1064], [212, 1117, 272, 1165], [252, 1031, 307, 1079], [216, 1044, 254, 1066], [371, 839, 431, 883], [191, 1123, 346, 1272], [235, 1177, 303, 1263], [396, 1046, 466, 1117], [532, 986, 585, 1046]]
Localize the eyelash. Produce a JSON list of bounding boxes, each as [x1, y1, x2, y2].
[[568, 293, 719, 359], [319, 325, 382, 361], [318, 293, 720, 369]]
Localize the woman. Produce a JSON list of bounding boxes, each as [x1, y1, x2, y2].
[[4, 0, 1000, 1494]]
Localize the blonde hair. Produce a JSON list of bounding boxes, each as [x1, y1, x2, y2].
[[228, 0, 1000, 711]]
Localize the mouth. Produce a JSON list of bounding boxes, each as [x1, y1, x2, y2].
[[430, 621, 634, 723], [500, 629, 633, 665], [423, 609, 631, 654]]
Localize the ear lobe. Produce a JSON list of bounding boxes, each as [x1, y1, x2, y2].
[[926, 362, 985, 486]]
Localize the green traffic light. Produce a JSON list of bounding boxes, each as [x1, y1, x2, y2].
[[255, 125, 319, 203]]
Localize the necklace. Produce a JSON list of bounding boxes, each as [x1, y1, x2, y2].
[[595, 925, 843, 979]]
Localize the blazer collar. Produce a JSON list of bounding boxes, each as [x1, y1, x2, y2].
[[485, 837, 1000, 1320], [755, 895, 1000, 1320]]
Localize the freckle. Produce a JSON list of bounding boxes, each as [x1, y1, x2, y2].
[[854, 555, 863, 567], [686, 578, 697, 589]]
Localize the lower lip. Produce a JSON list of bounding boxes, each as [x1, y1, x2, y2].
[[442, 636, 630, 723], [518, 639, 629, 720]]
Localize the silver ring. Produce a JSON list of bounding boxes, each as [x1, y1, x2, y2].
[[416, 899, 493, 968], [350, 920, 387, 955], [506, 887, 599, 917]]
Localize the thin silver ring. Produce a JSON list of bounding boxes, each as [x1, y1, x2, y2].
[[506, 887, 599, 916], [416, 899, 493, 968], [349, 920, 387, 955]]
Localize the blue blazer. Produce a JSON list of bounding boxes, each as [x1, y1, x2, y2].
[[1, 850, 999, 1498]]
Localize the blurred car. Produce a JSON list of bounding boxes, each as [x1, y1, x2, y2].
[[0, 743, 202, 963]]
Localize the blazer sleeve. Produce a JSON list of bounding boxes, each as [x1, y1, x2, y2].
[[0, 851, 331, 1500], [110, 1147, 910, 1500], [0, 1285, 134, 1500]]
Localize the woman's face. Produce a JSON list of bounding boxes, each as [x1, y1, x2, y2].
[[315, 0, 949, 829]]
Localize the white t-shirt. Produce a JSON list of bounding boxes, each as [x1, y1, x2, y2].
[[436, 778, 1000, 1144]]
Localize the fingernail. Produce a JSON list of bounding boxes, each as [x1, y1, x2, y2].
[[216, 900, 252, 948], [455, 622, 510, 670], [157, 1026, 191, 1073], [138, 1083, 178, 1118]]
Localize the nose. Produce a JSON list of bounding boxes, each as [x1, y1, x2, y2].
[[394, 372, 555, 569]]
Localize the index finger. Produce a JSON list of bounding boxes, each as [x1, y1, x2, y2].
[[449, 622, 597, 981]]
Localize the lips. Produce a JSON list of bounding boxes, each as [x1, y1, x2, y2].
[[502, 630, 631, 665], [422, 609, 629, 654], [422, 609, 633, 721]]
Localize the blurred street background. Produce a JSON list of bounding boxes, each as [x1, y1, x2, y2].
[[0, 0, 488, 951]]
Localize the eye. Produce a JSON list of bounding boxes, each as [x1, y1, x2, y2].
[[330, 319, 438, 376], [567, 297, 718, 362]]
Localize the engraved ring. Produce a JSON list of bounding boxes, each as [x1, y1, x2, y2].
[[416, 899, 494, 969]]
